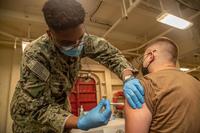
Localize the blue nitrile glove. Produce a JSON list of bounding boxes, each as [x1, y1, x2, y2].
[[123, 77, 144, 109], [77, 99, 112, 131]]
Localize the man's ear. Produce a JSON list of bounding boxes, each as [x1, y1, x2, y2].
[[148, 52, 155, 64]]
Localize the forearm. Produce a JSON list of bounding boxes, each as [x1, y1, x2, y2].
[[92, 47, 132, 79], [11, 87, 71, 133], [83, 35, 138, 79], [65, 115, 79, 129], [35, 103, 72, 133]]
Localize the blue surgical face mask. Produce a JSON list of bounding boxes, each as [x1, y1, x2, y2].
[[49, 31, 86, 57], [59, 42, 84, 57]]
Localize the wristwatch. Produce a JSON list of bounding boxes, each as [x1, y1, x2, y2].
[[123, 75, 135, 84], [124, 75, 132, 81]]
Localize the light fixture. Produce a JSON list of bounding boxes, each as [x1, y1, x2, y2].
[[22, 40, 31, 52], [180, 67, 190, 72], [157, 12, 193, 30]]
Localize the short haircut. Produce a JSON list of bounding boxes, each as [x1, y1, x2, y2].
[[42, 0, 85, 32], [145, 37, 179, 64]]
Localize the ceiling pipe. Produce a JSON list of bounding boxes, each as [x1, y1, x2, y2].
[[129, 0, 133, 5], [0, 30, 20, 49], [122, 11, 200, 53], [141, 1, 161, 12], [0, 30, 18, 40], [0, 30, 34, 48], [0, 30, 34, 41], [122, 0, 128, 19], [14, 38, 17, 49], [123, 29, 172, 52], [176, 0, 183, 17], [159, 0, 165, 11], [27, 24, 31, 39], [102, 0, 142, 37], [0, 40, 21, 46], [187, 66, 200, 73], [89, 0, 112, 27]]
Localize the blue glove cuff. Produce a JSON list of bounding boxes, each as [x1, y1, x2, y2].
[[77, 117, 89, 131]]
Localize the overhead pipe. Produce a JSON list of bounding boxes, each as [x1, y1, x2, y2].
[[0, 40, 20, 45], [102, 0, 142, 37], [122, 0, 128, 19], [176, 0, 183, 17], [141, 1, 161, 12], [27, 24, 31, 39], [186, 66, 200, 73], [129, 0, 133, 5], [14, 38, 17, 49], [122, 11, 200, 53], [0, 31, 20, 49], [89, 0, 112, 27], [123, 29, 172, 52], [159, 0, 165, 11], [0, 30, 18, 40], [0, 30, 34, 49]]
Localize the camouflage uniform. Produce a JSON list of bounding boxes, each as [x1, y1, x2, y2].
[[10, 34, 136, 133]]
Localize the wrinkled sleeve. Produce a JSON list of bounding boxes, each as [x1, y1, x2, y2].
[[82, 34, 137, 79], [11, 45, 71, 133]]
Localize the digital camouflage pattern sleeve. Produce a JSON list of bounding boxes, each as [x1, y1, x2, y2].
[[82, 34, 137, 79], [10, 35, 72, 133], [10, 33, 137, 133]]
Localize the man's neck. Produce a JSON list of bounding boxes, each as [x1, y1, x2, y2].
[[150, 63, 176, 73]]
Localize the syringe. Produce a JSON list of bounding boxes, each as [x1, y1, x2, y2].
[[110, 102, 124, 106]]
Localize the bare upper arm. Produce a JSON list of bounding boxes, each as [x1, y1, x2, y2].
[[125, 100, 152, 133]]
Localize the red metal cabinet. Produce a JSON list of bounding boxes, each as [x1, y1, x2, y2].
[[69, 77, 97, 116], [112, 91, 125, 110]]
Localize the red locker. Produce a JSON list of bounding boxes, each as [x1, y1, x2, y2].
[[69, 77, 97, 116]]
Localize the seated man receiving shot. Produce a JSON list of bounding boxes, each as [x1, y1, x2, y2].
[[125, 37, 200, 133]]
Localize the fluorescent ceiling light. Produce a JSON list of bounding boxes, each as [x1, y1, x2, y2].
[[180, 67, 190, 72], [22, 41, 30, 52], [157, 12, 193, 30]]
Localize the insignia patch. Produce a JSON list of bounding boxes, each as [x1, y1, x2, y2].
[[27, 60, 50, 81]]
